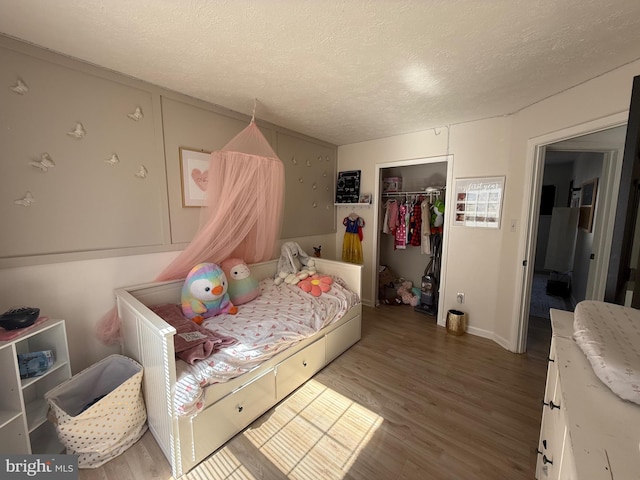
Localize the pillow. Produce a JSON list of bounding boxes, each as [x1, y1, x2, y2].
[[220, 258, 260, 305], [298, 274, 333, 297]]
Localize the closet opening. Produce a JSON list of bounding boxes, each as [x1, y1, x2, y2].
[[372, 156, 453, 326]]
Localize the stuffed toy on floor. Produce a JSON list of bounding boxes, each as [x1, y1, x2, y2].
[[397, 280, 419, 307], [274, 242, 317, 285], [181, 263, 238, 324]]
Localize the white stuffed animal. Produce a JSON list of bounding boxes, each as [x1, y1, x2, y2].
[[274, 242, 317, 285]]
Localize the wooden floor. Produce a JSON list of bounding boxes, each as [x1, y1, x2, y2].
[[79, 305, 550, 480]]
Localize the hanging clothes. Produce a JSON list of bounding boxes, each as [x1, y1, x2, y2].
[[342, 213, 364, 264], [421, 198, 432, 254], [409, 197, 422, 247], [384, 200, 398, 235], [382, 201, 391, 234], [395, 203, 408, 250]]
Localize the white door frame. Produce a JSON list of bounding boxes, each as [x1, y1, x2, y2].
[[514, 112, 628, 353], [372, 155, 453, 326]]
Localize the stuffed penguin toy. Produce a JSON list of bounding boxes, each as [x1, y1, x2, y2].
[[181, 263, 238, 324]]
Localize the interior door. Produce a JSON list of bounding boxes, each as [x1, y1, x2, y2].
[[606, 75, 640, 305]]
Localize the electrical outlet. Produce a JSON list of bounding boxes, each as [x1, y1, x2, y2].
[[457, 292, 465, 303]]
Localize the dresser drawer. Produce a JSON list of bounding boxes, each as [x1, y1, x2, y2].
[[275, 338, 325, 401], [326, 315, 361, 362], [193, 369, 275, 460]]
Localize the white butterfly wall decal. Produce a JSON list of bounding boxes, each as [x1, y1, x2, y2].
[[15, 191, 35, 207], [127, 106, 144, 121], [10, 79, 29, 95], [67, 122, 86, 139], [135, 165, 148, 178], [105, 153, 120, 166], [29, 153, 55, 172]]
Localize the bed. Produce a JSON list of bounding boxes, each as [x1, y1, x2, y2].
[[114, 257, 362, 478]]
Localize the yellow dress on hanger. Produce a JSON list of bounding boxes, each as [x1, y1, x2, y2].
[[342, 213, 364, 264]]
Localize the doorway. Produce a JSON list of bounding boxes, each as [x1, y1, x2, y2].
[[371, 155, 453, 326], [527, 146, 611, 347], [516, 116, 628, 353]]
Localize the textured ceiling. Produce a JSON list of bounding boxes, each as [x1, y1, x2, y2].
[[1, 0, 640, 145]]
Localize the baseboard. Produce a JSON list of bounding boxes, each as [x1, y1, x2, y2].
[[449, 324, 512, 351]]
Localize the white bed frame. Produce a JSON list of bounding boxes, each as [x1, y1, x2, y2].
[[114, 258, 362, 478]]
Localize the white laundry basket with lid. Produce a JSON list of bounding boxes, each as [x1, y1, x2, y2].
[[45, 354, 147, 468]]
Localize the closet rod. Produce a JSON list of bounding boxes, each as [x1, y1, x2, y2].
[[382, 190, 441, 197]]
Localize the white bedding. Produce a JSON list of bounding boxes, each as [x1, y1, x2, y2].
[[168, 277, 359, 416], [573, 300, 640, 405]]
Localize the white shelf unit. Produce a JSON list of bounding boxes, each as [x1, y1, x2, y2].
[[0, 319, 71, 454]]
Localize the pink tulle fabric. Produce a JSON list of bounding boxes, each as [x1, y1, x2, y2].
[[157, 121, 284, 281], [97, 120, 285, 345]]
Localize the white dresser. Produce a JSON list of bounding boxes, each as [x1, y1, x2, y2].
[[537, 309, 640, 479]]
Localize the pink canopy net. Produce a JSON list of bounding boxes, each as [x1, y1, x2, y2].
[[97, 120, 284, 344], [157, 120, 284, 281]]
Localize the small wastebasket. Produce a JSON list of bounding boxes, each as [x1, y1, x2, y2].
[[45, 354, 147, 468], [446, 309, 467, 336]]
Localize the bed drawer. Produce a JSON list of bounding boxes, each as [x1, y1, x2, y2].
[[275, 338, 326, 401], [326, 314, 361, 362], [192, 369, 275, 460]]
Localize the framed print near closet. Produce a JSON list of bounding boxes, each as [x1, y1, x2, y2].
[[578, 177, 598, 232], [453, 176, 505, 229], [179, 147, 211, 207]]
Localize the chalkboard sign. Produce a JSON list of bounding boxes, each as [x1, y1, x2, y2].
[[335, 170, 361, 203]]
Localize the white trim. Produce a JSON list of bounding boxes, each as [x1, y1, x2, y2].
[[513, 112, 629, 352], [587, 149, 623, 300]]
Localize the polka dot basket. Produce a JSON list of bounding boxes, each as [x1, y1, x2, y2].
[[45, 354, 148, 468]]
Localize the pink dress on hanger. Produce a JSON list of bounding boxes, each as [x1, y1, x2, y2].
[[395, 203, 407, 250]]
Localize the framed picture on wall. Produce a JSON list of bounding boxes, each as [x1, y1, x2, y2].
[[359, 193, 372, 204], [578, 177, 598, 232], [179, 147, 211, 207], [452, 176, 505, 228]]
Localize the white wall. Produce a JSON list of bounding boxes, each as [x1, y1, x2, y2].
[[0, 251, 180, 372], [500, 61, 640, 348], [336, 129, 450, 306], [338, 59, 640, 351], [445, 116, 513, 344]]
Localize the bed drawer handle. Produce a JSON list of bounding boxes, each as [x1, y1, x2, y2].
[[237, 405, 244, 413], [542, 399, 560, 410], [302, 360, 308, 367]]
